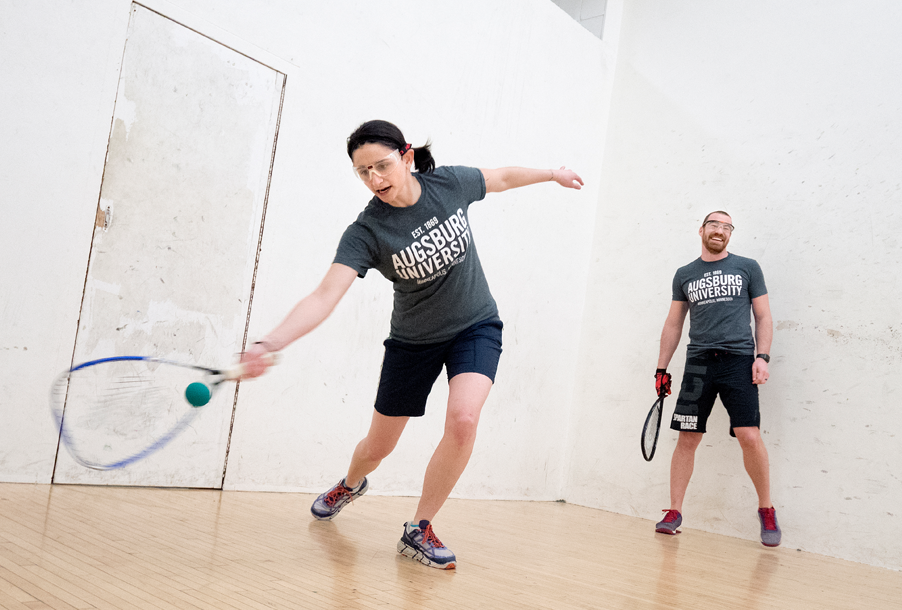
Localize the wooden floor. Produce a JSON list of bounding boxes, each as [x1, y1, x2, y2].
[[0, 484, 897, 609]]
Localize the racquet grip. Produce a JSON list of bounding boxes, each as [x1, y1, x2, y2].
[[223, 352, 279, 381]]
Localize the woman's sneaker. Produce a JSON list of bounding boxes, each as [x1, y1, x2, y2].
[[758, 507, 782, 547], [397, 520, 457, 570], [310, 477, 368, 520], [655, 509, 682, 534]]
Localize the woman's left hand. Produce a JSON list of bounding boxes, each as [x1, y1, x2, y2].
[[551, 166, 584, 190]]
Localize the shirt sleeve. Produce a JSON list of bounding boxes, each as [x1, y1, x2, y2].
[[446, 166, 487, 204], [747, 260, 768, 299], [333, 222, 377, 279], [672, 270, 687, 301]]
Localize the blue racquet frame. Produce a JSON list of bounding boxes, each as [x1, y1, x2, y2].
[[50, 356, 242, 471]]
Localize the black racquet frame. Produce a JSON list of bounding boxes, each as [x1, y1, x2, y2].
[[641, 392, 667, 462]]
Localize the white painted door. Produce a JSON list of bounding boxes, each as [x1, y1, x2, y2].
[[53, 4, 284, 487]]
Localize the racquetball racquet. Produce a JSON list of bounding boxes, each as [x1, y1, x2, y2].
[[50, 354, 276, 470], [641, 392, 667, 462]]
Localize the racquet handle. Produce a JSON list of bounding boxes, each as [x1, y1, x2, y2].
[[222, 352, 280, 381]]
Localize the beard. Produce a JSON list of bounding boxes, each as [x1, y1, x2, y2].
[[704, 234, 728, 254]]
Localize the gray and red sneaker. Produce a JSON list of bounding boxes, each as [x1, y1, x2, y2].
[[397, 520, 457, 570], [655, 509, 682, 534], [310, 477, 368, 521], [758, 507, 782, 547]]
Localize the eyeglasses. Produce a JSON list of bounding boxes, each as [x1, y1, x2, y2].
[[352, 151, 401, 181], [703, 220, 734, 233]]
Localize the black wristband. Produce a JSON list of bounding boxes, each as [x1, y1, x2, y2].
[[656, 368, 667, 374]]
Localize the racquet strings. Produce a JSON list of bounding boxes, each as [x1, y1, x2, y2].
[[52, 359, 203, 470], [641, 396, 663, 461]]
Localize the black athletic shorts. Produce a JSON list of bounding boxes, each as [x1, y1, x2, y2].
[[373, 317, 503, 417], [671, 351, 760, 437]]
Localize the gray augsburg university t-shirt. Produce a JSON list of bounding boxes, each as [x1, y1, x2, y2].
[[672, 253, 767, 357], [334, 165, 498, 344]]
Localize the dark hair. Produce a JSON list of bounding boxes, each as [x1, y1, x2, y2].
[[346, 120, 435, 174], [703, 210, 731, 224]]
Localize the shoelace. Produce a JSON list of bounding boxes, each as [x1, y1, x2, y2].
[[324, 484, 352, 507], [420, 524, 446, 549], [661, 509, 680, 523], [760, 508, 777, 531]]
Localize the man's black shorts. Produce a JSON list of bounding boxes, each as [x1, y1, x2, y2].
[[671, 352, 759, 436], [373, 317, 503, 418]]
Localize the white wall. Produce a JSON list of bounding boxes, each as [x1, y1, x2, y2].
[[212, 0, 611, 500], [1, 0, 609, 500], [565, 0, 902, 570], [4, 0, 900, 572], [0, 0, 133, 481]]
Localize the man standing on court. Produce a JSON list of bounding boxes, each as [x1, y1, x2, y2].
[[653, 211, 781, 547]]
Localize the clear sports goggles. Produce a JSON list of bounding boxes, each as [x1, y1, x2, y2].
[[352, 151, 401, 181]]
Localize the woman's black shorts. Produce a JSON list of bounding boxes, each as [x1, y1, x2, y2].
[[373, 317, 503, 417]]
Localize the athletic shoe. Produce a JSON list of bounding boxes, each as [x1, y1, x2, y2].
[[397, 520, 457, 570], [310, 477, 368, 521], [655, 509, 682, 534], [758, 507, 782, 547]]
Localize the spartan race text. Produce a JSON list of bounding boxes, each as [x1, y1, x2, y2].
[[673, 414, 698, 430]]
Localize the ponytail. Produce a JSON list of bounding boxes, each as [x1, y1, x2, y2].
[[347, 120, 436, 174], [412, 141, 435, 174]]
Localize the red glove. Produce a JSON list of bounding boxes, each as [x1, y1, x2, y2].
[[655, 369, 672, 397]]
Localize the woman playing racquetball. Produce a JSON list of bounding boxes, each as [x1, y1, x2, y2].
[[240, 119, 583, 569]]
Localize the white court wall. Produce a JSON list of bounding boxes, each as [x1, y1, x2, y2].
[[565, 1, 902, 570], [205, 0, 611, 500], [0, 1, 133, 482], [0, 0, 609, 500], [5, 0, 899, 572]]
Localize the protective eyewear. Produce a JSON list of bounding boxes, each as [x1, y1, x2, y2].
[[703, 220, 735, 233], [353, 151, 401, 181]]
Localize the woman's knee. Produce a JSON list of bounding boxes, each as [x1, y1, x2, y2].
[[358, 435, 397, 462], [359, 414, 407, 461], [444, 411, 480, 447]]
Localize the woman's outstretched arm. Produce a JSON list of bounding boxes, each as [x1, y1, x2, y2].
[[481, 166, 583, 193], [240, 263, 358, 377]]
